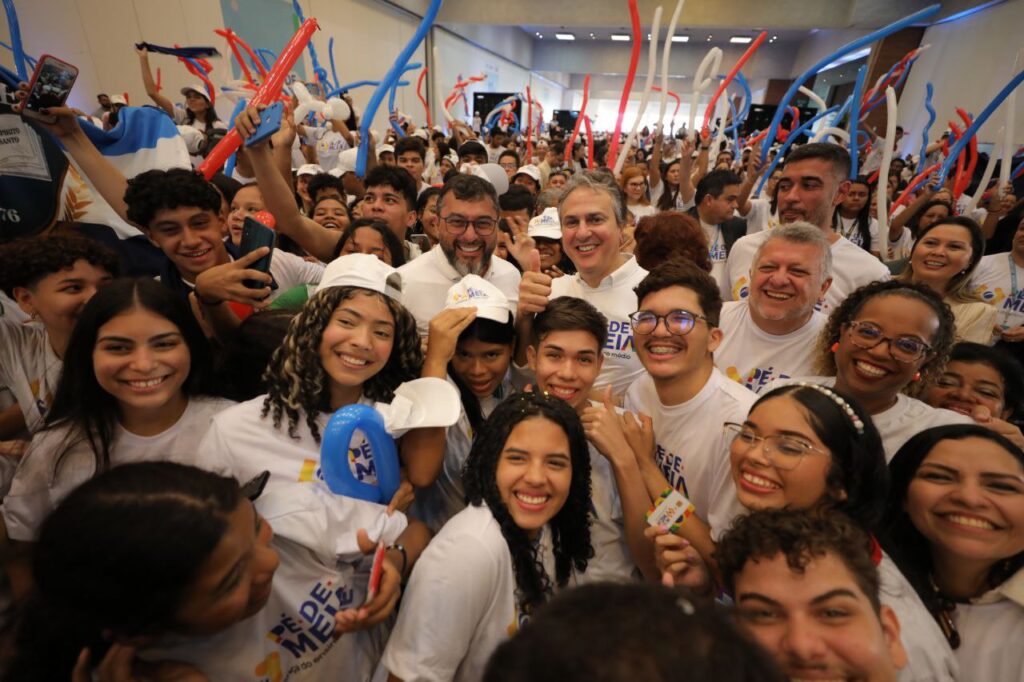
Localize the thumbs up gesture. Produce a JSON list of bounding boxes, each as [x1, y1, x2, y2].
[[517, 248, 553, 315], [581, 385, 632, 464]]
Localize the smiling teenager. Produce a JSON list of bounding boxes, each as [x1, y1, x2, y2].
[[3, 278, 233, 544], [881, 425, 1024, 681], [382, 392, 593, 682]]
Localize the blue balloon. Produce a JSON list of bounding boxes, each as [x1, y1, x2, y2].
[[754, 105, 841, 196], [918, 83, 937, 167], [849, 64, 868, 178], [320, 404, 401, 504], [2, 0, 28, 81]]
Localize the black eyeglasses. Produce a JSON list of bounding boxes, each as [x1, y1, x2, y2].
[[441, 214, 498, 236], [844, 321, 932, 363], [629, 309, 709, 336]]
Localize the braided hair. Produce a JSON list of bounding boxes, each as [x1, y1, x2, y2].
[[463, 392, 593, 612]]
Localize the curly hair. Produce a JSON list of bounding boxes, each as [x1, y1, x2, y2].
[[261, 287, 422, 442], [463, 392, 593, 612], [124, 168, 222, 228], [0, 233, 120, 297], [634, 211, 712, 272], [812, 280, 956, 390]]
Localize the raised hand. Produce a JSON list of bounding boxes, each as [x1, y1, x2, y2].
[[517, 250, 552, 315]]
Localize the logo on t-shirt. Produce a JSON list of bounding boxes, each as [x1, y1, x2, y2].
[[732, 276, 749, 300], [726, 365, 790, 393], [298, 435, 379, 486], [604, 320, 636, 359], [656, 444, 691, 497], [265, 576, 355, 666]]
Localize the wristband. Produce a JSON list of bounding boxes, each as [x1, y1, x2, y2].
[[387, 542, 408, 576], [645, 488, 695, 532]]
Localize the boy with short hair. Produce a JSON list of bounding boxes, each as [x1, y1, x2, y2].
[[527, 296, 656, 581]]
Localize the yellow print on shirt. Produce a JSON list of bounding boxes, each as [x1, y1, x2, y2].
[[732, 276, 749, 301], [254, 651, 283, 682]]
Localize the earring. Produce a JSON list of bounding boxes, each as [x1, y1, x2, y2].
[[912, 372, 921, 382], [830, 342, 840, 353]]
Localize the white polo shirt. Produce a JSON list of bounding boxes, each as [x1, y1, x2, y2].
[[972, 252, 1024, 332], [397, 245, 521, 337]]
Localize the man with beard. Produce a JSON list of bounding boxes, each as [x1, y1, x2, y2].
[[725, 144, 888, 314], [398, 174, 521, 336], [715, 223, 832, 393]]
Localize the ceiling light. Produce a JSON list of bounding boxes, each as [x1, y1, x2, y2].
[[556, 32, 575, 40], [730, 36, 753, 44], [538, 34, 543, 39], [706, 35, 712, 41], [772, 35, 779, 40], [611, 34, 630, 41], [672, 35, 689, 42], [535, 32, 541, 36]]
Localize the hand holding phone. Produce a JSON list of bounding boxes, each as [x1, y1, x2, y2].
[[239, 212, 277, 290], [18, 55, 80, 124], [244, 102, 284, 148]]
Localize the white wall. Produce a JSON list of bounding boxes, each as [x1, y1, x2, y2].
[[899, 0, 1024, 159]]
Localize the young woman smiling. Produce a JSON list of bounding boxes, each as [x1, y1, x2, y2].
[[620, 167, 657, 222], [3, 278, 233, 544], [881, 424, 1024, 681], [382, 392, 593, 682], [649, 383, 958, 681], [896, 216, 996, 344]]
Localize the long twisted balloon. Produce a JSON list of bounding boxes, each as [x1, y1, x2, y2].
[[606, 0, 642, 168]]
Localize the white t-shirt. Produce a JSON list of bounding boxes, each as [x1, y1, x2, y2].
[[742, 197, 779, 234], [269, 249, 325, 301], [398, 245, 521, 337], [382, 504, 553, 682], [699, 217, 732, 301], [580, 437, 634, 583], [304, 126, 351, 173], [143, 483, 404, 681], [550, 256, 648, 397], [199, 395, 386, 491], [788, 377, 972, 461], [649, 180, 694, 212], [886, 226, 914, 262], [836, 215, 881, 253], [878, 553, 959, 682], [3, 396, 234, 541], [715, 301, 825, 393], [726, 232, 890, 315], [171, 108, 226, 133], [623, 368, 754, 538], [0, 320, 61, 435], [953, 573, 1024, 682], [972, 252, 1024, 332], [627, 204, 657, 222]]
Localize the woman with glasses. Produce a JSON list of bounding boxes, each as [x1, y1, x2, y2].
[[620, 167, 657, 222], [645, 382, 958, 681], [880, 425, 1024, 681], [895, 216, 996, 344], [808, 280, 972, 460]]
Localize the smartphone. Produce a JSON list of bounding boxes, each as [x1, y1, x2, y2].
[[21, 55, 79, 123], [366, 542, 386, 603], [244, 102, 284, 148], [239, 214, 276, 290]]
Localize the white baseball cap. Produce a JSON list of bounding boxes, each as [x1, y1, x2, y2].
[[375, 377, 462, 438], [109, 94, 128, 106], [464, 163, 509, 196], [411, 128, 429, 141], [528, 207, 562, 241], [317, 253, 402, 300], [297, 164, 324, 177], [444, 274, 512, 324], [180, 84, 210, 100], [513, 164, 542, 183], [335, 148, 359, 175], [377, 143, 395, 156]]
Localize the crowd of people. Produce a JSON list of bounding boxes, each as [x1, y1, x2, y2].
[[0, 37, 1023, 681]]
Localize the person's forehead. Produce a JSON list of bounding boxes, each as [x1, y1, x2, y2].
[[538, 329, 601, 354], [756, 239, 820, 266], [152, 206, 218, 225], [561, 188, 614, 214], [781, 158, 832, 181], [738, 552, 871, 605], [445, 194, 497, 217], [640, 284, 704, 312]]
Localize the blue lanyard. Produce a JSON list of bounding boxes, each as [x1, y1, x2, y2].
[[1011, 253, 1020, 297]]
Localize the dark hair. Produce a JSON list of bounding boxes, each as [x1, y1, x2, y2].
[[182, 90, 220, 127], [499, 185, 535, 215], [498, 149, 521, 168], [438, 173, 500, 219], [716, 508, 882, 612], [531, 296, 608, 350], [0, 234, 120, 298], [124, 168, 222, 228], [695, 169, 742, 206], [634, 211, 712, 272], [449, 315, 516, 431], [208, 172, 243, 208], [8, 462, 241, 679], [656, 158, 682, 211], [463, 392, 593, 611], [880, 424, 1024, 643], [943, 342, 1024, 421], [218, 309, 296, 402], [752, 384, 889, 530], [458, 140, 488, 161], [261, 286, 422, 442], [394, 136, 426, 161], [634, 258, 723, 327], [813, 280, 956, 388], [901, 215, 985, 303], [834, 176, 874, 253], [364, 165, 417, 211], [307, 173, 345, 203], [484, 583, 787, 682], [331, 218, 406, 267], [906, 199, 953, 238], [782, 142, 852, 183], [42, 278, 214, 473], [416, 186, 442, 216]]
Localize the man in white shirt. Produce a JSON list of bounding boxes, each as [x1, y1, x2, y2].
[[624, 259, 755, 539], [485, 128, 509, 164], [688, 169, 748, 299], [725, 143, 889, 313], [716, 222, 832, 393], [398, 174, 521, 336]]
